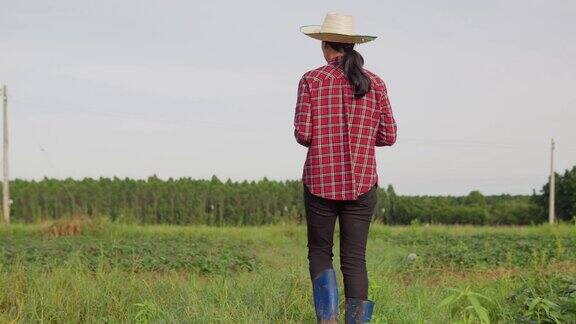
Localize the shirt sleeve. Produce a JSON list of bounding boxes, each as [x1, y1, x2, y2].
[[375, 85, 397, 146], [294, 76, 312, 147]]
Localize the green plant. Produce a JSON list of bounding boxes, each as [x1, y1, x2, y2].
[[133, 300, 163, 323], [439, 287, 493, 323], [510, 275, 576, 323], [0, 227, 259, 274], [524, 297, 562, 323], [0, 224, 575, 322]]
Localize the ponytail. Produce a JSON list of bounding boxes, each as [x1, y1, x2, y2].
[[326, 41, 371, 98]]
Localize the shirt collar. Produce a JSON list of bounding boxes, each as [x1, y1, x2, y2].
[[328, 55, 344, 65]]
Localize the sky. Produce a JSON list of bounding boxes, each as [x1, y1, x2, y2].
[[1, 0, 575, 195]]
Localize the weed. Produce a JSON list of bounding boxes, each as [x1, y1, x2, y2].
[[40, 214, 109, 237], [439, 286, 493, 323], [509, 275, 576, 323]]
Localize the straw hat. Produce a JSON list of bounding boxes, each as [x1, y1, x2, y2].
[[300, 13, 376, 44]]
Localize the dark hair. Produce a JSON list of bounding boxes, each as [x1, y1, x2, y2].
[[325, 41, 371, 98]]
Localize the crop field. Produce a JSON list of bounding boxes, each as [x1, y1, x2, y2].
[[1, 220, 575, 323]]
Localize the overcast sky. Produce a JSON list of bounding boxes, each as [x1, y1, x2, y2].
[[1, 0, 575, 195]]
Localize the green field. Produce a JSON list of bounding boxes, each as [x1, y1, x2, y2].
[[1, 221, 575, 323]]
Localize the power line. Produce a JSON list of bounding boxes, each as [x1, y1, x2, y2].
[[9, 96, 576, 151], [10, 97, 286, 134]]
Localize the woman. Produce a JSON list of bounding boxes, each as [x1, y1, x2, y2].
[[294, 13, 397, 323]]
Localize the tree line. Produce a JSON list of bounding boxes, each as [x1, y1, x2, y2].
[[3, 166, 575, 225]]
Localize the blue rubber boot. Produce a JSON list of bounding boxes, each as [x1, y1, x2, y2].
[[345, 298, 374, 323], [312, 268, 339, 323]]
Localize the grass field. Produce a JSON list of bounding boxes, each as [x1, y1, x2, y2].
[[1, 220, 575, 323]]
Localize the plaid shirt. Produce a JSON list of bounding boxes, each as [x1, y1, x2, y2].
[[294, 55, 397, 200]]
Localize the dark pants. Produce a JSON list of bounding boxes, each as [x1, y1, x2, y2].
[[303, 184, 378, 299]]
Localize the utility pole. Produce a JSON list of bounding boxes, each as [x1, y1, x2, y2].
[[549, 138, 555, 225], [2, 85, 9, 224]]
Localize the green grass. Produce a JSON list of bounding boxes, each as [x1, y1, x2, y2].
[[1, 223, 575, 323], [0, 226, 257, 274]]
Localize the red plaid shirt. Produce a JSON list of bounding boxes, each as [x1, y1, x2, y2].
[[294, 55, 397, 200]]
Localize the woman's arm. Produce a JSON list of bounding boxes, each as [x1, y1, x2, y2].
[[294, 76, 312, 147], [375, 87, 397, 146]]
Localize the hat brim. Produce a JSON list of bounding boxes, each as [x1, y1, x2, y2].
[[300, 25, 377, 44]]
